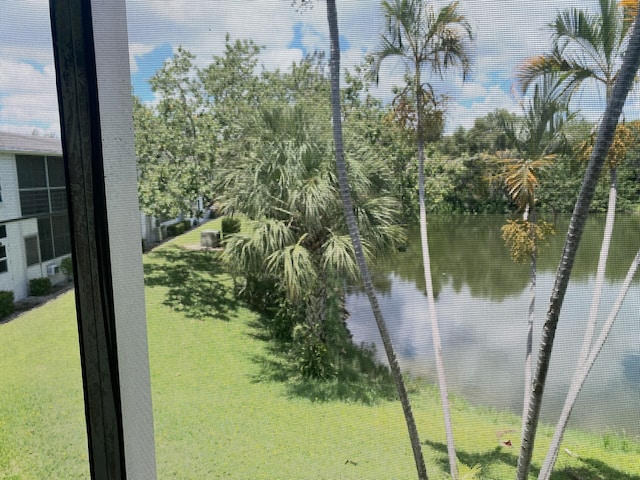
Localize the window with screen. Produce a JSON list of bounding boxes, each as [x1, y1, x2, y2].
[[0, 224, 7, 273], [16, 155, 67, 216], [14, 155, 70, 263], [24, 235, 40, 267]]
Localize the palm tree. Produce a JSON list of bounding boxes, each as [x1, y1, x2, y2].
[[290, 1, 429, 476], [495, 77, 570, 435], [517, 0, 635, 390], [516, 1, 638, 476], [517, 0, 636, 370], [372, 1, 473, 477], [219, 104, 403, 363], [515, 8, 640, 479], [537, 251, 640, 480], [326, 1, 429, 477]]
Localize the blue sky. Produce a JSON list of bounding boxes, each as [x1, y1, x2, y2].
[[1, 0, 637, 137], [131, 43, 174, 102]]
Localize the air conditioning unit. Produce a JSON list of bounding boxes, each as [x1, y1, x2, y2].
[[46, 264, 60, 276]]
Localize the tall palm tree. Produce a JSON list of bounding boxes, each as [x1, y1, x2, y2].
[[372, 1, 472, 477], [291, 0, 429, 476], [516, 0, 634, 399], [325, 2, 428, 478], [536, 118, 633, 480], [515, 8, 640, 479], [516, 1, 638, 476], [517, 0, 633, 390], [496, 77, 571, 437], [537, 251, 640, 480]]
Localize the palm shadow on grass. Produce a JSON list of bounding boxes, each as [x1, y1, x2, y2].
[[248, 316, 398, 405], [424, 439, 640, 480], [143, 245, 238, 322]]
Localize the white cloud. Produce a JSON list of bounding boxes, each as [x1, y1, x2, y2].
[[128, 43, 156, 74], [0, 58, 59, 135], [259, 48, 304, 72], [447, 85, 519, 132]]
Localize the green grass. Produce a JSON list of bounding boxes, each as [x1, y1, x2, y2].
[[1, 218, 639, 479]]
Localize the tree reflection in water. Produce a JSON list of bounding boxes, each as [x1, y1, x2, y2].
[[347, 214, 640, 435]]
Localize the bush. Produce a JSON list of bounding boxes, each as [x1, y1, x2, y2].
[[292, 323, 334, 379], [262, 297, 305, 342], [221, 217, 241, 236], [60, 256, 73, 281], [166, 219, 192, 237], [29, 278, 52, 296], [0, 290, 14, 319]]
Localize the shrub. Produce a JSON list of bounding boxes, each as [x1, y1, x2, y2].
[[267, 297, 305, 342], [29, 278, 52, 296], [60, 256, 73, 281], [0, 290, 14, 319], [166, 219, 192, 237], [292, 323, 334, 379], [221, 217, 241, 236]]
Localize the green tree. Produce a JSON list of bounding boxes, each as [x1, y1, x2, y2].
[[134, 47, 216, 221], [465, 110, 518, 155], [200, 35, 269, 143], [134, 39, 269, 222], [515, 8, 640, 479], [372, 1, 473, 477]]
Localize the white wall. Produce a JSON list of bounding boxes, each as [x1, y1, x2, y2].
[[0, 152, 28, 299], [0, 152, 66, 300]]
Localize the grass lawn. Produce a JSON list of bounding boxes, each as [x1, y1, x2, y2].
[[1, 218, 639, 479]]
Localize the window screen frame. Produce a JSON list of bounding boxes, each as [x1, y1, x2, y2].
[[49, 0, 156, 478]]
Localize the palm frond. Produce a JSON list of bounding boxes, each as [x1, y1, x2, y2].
[[265, 241, 316, 301], [551, 7, 602, 54], [220, 232, 262, 274], [251, 219, 295, 256], [373, 0, 472, 84], [321, 232, 359, 282], [502, 158, 539, 207], [515, 48, 593, 97]]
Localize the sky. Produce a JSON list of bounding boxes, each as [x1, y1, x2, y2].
[[2, 0, 639, 137]]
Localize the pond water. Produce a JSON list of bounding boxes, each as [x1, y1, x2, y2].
[[347, 215, 640, 436]]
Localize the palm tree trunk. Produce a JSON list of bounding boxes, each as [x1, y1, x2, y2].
[[575, 158, 618, 375], [535, 169, 618, 476], [538, 248, 640, 480], [522, 205, 536, 438], [416, 67, 458, 480], [536, 96, 618, 480], [515, 15, 640, 480], [325, 2, 428, 479]]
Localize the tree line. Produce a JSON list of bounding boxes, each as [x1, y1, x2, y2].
[[133, 48, 640, 227]]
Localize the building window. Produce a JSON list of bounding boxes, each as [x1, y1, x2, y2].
[[16, 155, 67, 216], [0, 225, 7, 273], [16, 155, 70, 264], [25, 235, 40, 267], [35, 215, 71, 262]]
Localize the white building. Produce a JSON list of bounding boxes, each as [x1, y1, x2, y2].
[[0, 131, 70, 299]]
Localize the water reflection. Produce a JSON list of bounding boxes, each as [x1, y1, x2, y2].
[[347, 215, 640, 435]]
